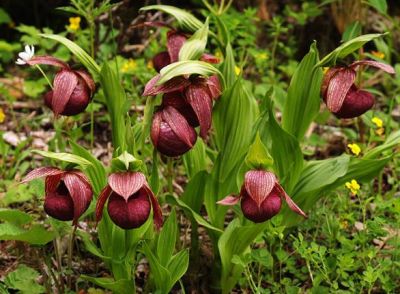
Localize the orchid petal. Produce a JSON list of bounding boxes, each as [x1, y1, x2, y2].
[[19, 52, 30, 59], [45, 173, 63, 196], [167, 30, 187, 63], [185, 82, 213, 140], [153, 51, 171, 72], [52, 69, 79, 117], [143, 75, 161, 96], [21, 167, 64, 184], [95, 185, 112, 223], [64, 172, 93, 224], [75, 69, 96, 96], [16, 59, 26, 65], [199, 53, 220, 64], [351, 60, 395, 74], [334, 88, 375, 119], [25, 56, 69, 68], [244, 171, 276, 207], [143, 182, 163, 230], [162, 106, 195, 148], [108, 172, 146, 202], [206, 75, 222, 99], [217, 194, 240, 205], [326, 67, 356, 113], [276, 184, 307, 218], [151, 111, 162, 148]]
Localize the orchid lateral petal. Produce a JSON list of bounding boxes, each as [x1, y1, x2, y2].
[[143, 182, 163, 230], [155, 76, 191, 95], [153, 51, 171, 72], [217, 195, 240, 206], [244, 171, 276, 207], [206, 75, 222, 99], [95, 185, 112, 223], [52, 69, 79, 117], [25, 55, 69, 68], [162, 106, 195, 148], [320, 66, 342, 99], [75, 69, 96, 96], [185, 82, 213, 140], [276, 184, 307, 218], [167, 30, 187, 63], [21, 167, 64, 184], [108, 172, 146, 201], [199, 53, 220, 64], [45, 173, 63, 196], [351, 60, 395, 75], [151, 111, 162, 148], [326, 67, 356, 113], [143, 75, 161, 96], [63, 172, 93, 224], [132, 21, 176, 30]]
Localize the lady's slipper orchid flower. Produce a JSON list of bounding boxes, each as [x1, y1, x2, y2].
[[218, 171, 307, 223], [151, 106, 198, 157], [18, 55, 95, 117], [21, 167, 93, 224], [144, 75, 221, 140], [16, 45, 35, 65], [95, 172, 163, 230], [321, 60, 395, 118]]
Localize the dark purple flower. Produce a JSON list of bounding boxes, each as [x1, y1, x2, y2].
[[321, 60, 395, 118], [218, 171, 307, 223], [151, 106, 197, 157], [95, 172, 163, 230], [21, 167, 93, 224], [23, 56, 95, 117]]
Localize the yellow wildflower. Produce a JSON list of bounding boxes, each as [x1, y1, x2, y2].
[[343, 220, 348, 229], [347, 143, 361, 156], [129, 58, 136, 69], [346, 179, 360, 195], [69, 17, 81, 30], [372, 117, 383, 128], [215, 51, 222, 58], [122, 62, 129, 73], [323, 67, 329, 74], [147, 60, 155, 71], [235, 65, 241, 76], [255, 53, 267, 60], [8, 21, 15, 29], [0, 108, 5, 123], [375, 128, 385, 136], [372, 51, 385, 59]]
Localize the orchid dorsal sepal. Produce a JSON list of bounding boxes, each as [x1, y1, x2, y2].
[[111, 151, 143, 172], [31, 150, 93, 169], [245, 132, 274, 171]]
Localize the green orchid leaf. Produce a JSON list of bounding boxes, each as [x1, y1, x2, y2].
[[31, 150, 92, 168], [40, 34, 100, 74], [80, 276, 135, 294], [179, 18, 209, 61], [182, 139, 206, 180], [0, 223, 55, 245], [157, 210, 178, 267], [140, 5, 203, 33]]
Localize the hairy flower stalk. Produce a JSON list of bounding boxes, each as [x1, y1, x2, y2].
[[95, 172, 163, 230], [321, 60, 395, 118], [19, 55, 95, 117], [218, 171, 307, 223], [21, 167, 93, 224]]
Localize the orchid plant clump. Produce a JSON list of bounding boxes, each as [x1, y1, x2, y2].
[[10, 1, 399, 294]]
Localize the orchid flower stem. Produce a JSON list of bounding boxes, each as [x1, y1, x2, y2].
[[53, 238, 65, 292], [32, 248, 52, 294], [67, 224, 78, 290], [358, 117, 365, 144], [90, 103, 94, 152], [36, 65, 54, 90], [167, 157, 174, 195]]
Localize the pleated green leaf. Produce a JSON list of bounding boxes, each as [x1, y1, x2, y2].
[[179, 18, 209, 61], [31, 150, 92, 168], [0, 209, 33, 226], [157, 210, 177, 267], [139, 5, 203, 33], [80, 276, 135, 294], [167, 249, 189, 291], [282, 42, 323, 141], [245, 132, 273, 170], [142, 242, 171, 292], [40, 34, 100, 74], [364, 129, 400, 159], [182, 139, 206, 179]]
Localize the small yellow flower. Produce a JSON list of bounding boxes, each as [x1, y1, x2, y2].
[[255, 53, 267, 60], [323, 67, 329, 74], [235, 65, 241, 76], [372, 117, 383, 128], [129, 58, 136, 69], [122, 62, 129, 73], [0, 108, 5, 123], [343, 220, 348, 229], [348, 143, 361, 156], [8, 21, 15, 29], [346, 179, 360, 195], [215, 51, 222, 58], [147, 60, 155, 71], [69, 17, 81, 30], [372, 51, 385, 59], [375, 128, 385, 136]]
